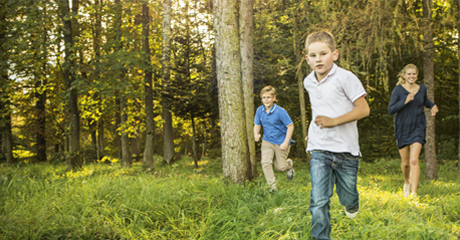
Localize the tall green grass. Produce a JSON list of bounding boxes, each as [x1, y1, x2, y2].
[[0, 156, 459, 239]]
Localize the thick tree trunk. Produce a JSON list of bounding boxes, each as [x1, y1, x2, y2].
[[162, 0, 175, 164], [142, 3, 155, 170], [214, 0, 251, 184], [422, 0, 437, 180], [60, 0, 81, 169], [240, 0, 257, 179]]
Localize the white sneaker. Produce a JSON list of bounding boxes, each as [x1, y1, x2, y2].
[[403, 181, 411, 197], [286, 159, 295, 180], [345, 205, 359, 219]]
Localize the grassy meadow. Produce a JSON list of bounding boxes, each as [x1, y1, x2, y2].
[[0, 156, 459, 240]]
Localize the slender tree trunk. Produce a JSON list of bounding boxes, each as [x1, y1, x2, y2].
[[240, 0, 257, 179], [60, 0, 81, 169], [0, 91, 13, 165], [120, 94, 131, 167], [114, 0, 130, 167], [422, 0, 437, 180], [214, 0, 251, 183], [90, 124, 98, 161], [142, 3, 155, 170], [192, 115, 198, 168], [203, 120, 208, 157], [457, 0, 460, 179], [98, 120, 104, 159], [293, 0, 308, 154], [115, 95, 122, 159], [93, 0, 104, 161], [162, 0, 175, 164]]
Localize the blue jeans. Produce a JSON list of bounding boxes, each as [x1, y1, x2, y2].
[[309, 151, 360, 240]]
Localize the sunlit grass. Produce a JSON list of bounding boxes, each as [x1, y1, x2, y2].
[[0, 156, 459, 239]]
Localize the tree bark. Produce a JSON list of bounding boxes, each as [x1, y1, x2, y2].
[[214, 0, 251, 183], [457, 0, 460, 179], [293, 0, 308, 155], [192, 115, 198, 168], [240, 0, 257, 179], [162, 0, 175, 164], [143, 3, 155, 170], [60, 0, 81, 169], [115, 95, 122, 159], [120, 94, 131, 167], [422, 0, 437, 180]]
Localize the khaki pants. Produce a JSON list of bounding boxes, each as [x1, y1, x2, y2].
[[261, 140, 291, 188]]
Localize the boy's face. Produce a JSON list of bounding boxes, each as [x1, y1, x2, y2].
[[261, 92, 276, 110], [305, 41, 338, 82]]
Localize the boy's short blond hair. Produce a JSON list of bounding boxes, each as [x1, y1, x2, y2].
[[260, 85, 276, 97], [305, 30, 336, 53]]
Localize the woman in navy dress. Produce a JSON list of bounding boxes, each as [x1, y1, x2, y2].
[[388, 64, 438, 197]]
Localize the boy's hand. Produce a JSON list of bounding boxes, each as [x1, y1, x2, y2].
[[280, 142, 288, 151], [254, 134, 261, 142], [305, 135, 309, 141], [314, 116, 337, 129]]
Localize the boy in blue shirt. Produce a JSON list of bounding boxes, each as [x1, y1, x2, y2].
[[254, 86, 295, 192], [303, 30, 370, 240]]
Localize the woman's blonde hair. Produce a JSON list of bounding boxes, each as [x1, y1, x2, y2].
[[396, 64, 418, 85]]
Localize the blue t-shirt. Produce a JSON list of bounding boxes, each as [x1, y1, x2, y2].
[[254, 103, 293, 145]]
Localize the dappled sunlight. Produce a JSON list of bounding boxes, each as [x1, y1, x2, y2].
[[185, 160, 209, 167]]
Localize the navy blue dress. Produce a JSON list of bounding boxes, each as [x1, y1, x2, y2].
[[388, 84, 435, 149]]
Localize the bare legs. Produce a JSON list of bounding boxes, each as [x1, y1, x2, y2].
[[398, 143, 422, 195]]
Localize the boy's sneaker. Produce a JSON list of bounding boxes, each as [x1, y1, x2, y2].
[[345, 204, 359, 219], [286, 159, 295, 180], [269, 185, 278, 193]]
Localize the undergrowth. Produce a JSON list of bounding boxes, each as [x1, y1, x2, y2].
[[0, 156, 459, 239]]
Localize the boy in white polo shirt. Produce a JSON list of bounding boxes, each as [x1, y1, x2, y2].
[[303, 30, 370, 240], [254, 86, 295, 192]]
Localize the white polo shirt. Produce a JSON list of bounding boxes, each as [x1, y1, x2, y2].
[[303, 64, 367, 156]]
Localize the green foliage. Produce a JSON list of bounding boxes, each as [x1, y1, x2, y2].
[[0, 157, 459, 239]]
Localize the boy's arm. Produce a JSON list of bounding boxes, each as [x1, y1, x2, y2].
[[280, 123, 294, 150], [315, 96, 370, 129], [254, 125, 261, 142]]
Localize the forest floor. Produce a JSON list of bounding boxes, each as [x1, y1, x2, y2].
[[0, 155, 459, 239]]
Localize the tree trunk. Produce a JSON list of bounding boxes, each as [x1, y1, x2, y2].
[[90, 124, 98, 161], [214, 0, 251, 184], [422, 0, 437, 180], [93, 0, 104, 161], [115, 95, 122, 159], [191, 115, 198, 168], [293, 0, 308, 154], [120, 94, 131, 167], [457, 0, 460, 179], [142, 3, 155, 170], [0, 92, 13, 165], [240, 0, 257, 179], [60, 0, 81, 169], [162, 0, 175, 164], [98, 120, 104, 160]]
